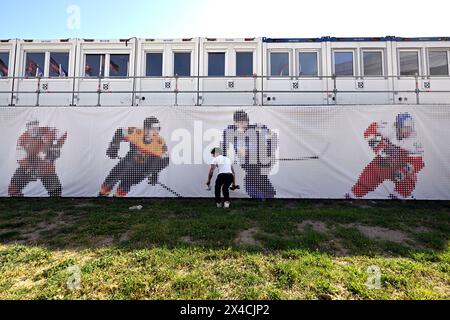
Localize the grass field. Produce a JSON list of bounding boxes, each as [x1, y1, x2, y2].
[[0, 198, 449, 300]]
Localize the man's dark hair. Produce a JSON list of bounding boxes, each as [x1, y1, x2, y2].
[[144, 116, 160, 129], [211, 147, 223, 155], [233, 110, 249, 123]]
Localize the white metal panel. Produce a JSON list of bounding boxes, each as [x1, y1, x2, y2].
[[14, 39, 77, 106], [4, 37, 450, 106], [262, 40, 328, 105], [75, 39, 135, 106], [136, 38, 198, 106], [391, 40, 450, 104], [329, 41, 391, 104], [0, 40, 16, 106], [199, 38, 261, 106]]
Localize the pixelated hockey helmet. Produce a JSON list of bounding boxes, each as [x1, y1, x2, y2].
[[396, 113, 414, 128], [234, 110, 249, 123], [26, 119, 39, 130], [144, 116, 160, 129]]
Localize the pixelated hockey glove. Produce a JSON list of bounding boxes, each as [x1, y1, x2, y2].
[[106, 144, 120, 159], [368, 134, 383, 149], [393, 163, 414, 182], [46, 147, 61, 161]]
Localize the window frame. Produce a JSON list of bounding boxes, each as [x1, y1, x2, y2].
[[23, 50, 71, 78], [361, 49, 385, 77], [332, 50, 356, 77], [49, 51, 70, 78], [268, 50, 291, 77], [145, 51, 164, 77], [398, 49, 422, 77], [0, 51, 10, 78], [172, 51, 192, 77], [296, 50, 320, 78], [82, 52, 131, 78], [108, 53, 130, 78], [427, 48, 450, 77], [23, 51, 47, 78], [83, 53, 106, 78], [207, 51, 227, 77], [235, 50, 255, 77]]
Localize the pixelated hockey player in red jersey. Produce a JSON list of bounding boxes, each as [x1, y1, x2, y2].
[[8, 120, 68, 197], [347, 113, 425, 199]]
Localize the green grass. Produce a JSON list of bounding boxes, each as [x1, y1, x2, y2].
[[0, 198, 449, 300]]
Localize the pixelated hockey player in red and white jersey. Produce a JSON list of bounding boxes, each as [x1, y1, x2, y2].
[[347, 113, 425, 199], [8, 120, 68, 197]]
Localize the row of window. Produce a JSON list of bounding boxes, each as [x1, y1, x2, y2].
[[0, 49, 449, 78], [270, 50, 449, 77]]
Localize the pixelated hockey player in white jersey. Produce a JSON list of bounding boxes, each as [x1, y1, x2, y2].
[[222, 110, 278, 199], [348, 112, 425, 199]]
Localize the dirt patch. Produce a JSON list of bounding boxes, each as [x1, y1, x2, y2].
[[179, 236, 196, 244], [412, 226, 432, 233], [328, 239, 351, 257], [74, 202, 96, 208], [91, 236, 115, 247], [353, 224, 411, 244], [297, 220, 329, 233], [119, 231, 133, 242], [235, 228, 262, 247], [11, 277, 44, 290], [17, 214, 80, 243]]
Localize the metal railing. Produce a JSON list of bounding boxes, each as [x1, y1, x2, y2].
[[1, 74, 450, 107]]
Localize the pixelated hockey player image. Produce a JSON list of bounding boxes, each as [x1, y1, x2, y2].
[[348, 113, 425, 199], [222, 110, 278, 199], [99, 117, 169, 197], [8, 120, 67, 197]]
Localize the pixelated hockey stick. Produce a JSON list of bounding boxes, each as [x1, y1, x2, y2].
[[276, 141, 331, 162], [157, 182, 183, 198]]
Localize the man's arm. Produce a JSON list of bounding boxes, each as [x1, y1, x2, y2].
[[231, 165, 236, 188], [206, 165, 215, 187]]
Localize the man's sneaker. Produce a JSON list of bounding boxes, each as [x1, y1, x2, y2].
[[216, 203, 223, 208], [224, 201, 230, 209]]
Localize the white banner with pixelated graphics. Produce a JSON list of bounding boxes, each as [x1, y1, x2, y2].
[[0, 105, 449, 199]]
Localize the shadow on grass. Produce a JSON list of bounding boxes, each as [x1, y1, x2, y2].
[[0, 198, 449, 258]]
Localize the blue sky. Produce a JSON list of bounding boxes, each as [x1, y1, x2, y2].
[[0, 0, 447, 39]]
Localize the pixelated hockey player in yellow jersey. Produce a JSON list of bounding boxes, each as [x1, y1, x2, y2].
[[99, 117, 169, 197]]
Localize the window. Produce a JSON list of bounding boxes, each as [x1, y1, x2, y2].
[[109, 54, 129, 77], [334, 51, 354, 76], [236, 52, 253, 76], [49, 52, 69, 77], [429, 51, 449, 76], [399, 51, 419, 76], [174, 52, 191, 76], [85, 54, 105, 77], [0, 52, 9, 77], [208, 52, 225, 76], [363, 51, 383, 76], [146, 52, 163, 77], [270, 52, 289, 76], [299, 52, 318, 76], [25, 52, 45, 77]]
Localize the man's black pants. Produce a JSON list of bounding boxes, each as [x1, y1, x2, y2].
[[215, 173, 234, 203]]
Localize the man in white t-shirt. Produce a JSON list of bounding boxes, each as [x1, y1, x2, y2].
[[206, 147, 237, 208]]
